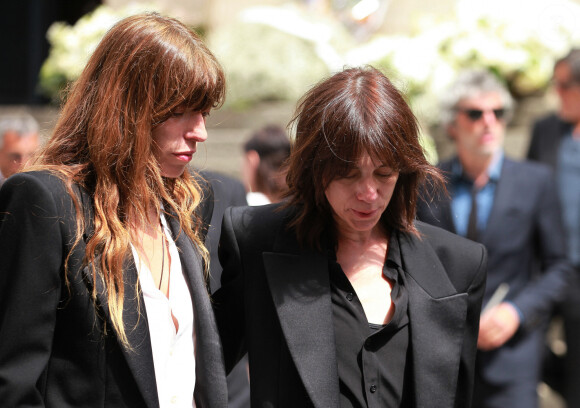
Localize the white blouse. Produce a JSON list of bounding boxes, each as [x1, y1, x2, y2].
[[131, 213, 196, 408]]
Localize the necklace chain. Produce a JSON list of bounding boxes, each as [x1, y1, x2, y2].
[[158, 216, 169, 290]]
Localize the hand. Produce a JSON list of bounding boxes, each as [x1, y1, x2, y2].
[[477, 302, 520, 351]]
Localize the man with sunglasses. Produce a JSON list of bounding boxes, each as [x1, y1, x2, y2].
[[528, 48, 580, 408], [417, 69, 574, 408]]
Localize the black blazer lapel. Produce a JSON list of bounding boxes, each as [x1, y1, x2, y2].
[[399, 232, 468, 408], [82, 259, 160, 408], [480, 158, 518, 245], [167, 215, 228, 408], [263, 230, 340, 408], [77, 186, 159, 408]]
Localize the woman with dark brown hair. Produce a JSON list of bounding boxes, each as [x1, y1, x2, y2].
[[214, 66, 487, 407], [0, 13, 227, 408]]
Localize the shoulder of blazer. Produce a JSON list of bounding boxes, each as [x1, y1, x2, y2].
[[415, 219, 482, 249], [227, 203, 296, 251], [229, 201, 288, 225], [7, 170, 70, 196], [3, 170, 85, 229], [413, 220, 487, 293], [533, 113, 572, 138], [502, 157, 554, 185]]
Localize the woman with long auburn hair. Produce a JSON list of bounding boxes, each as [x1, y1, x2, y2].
[[214, 66, 487, 407], [0, 13, 227, 408]]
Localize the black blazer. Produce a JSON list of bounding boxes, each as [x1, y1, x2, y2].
[[0, 171, 227, 408], [528, 113, 573, 169], [199, 170, 251, 408], [417, 157, 575, 386], [199, 170, 248, 293], [214, 203, 487, 408]]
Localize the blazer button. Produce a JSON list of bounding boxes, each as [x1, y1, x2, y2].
[[346, 292, 354, 301], [370, 385, 377, 393]]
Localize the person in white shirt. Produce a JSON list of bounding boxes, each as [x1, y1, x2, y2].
[[0, 13, 228, 408], [241, 124, 291, 205]]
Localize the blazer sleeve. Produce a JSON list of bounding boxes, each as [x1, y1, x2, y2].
[[0, 173, 67, 407], [212, 206, 247, 372], [511, 168, 576, 329], [457, 244, 487, 408]]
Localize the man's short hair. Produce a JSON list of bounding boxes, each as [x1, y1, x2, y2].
[[556, 48, 580, 83], [0, 113, 39, 148]]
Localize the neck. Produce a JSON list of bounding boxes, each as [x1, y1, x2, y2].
[[335, 226, 389, 274], [128, 207, 162, 240], [458, 151, 495, 188], [336, 224, 388, 248]]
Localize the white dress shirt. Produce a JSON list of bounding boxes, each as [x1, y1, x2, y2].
[[131, 213, 196, 407], [246, 191, 271, 206]]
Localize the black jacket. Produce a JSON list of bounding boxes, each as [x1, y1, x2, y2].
[[0, 171, 227, 408], [214, 203, 487, 408]]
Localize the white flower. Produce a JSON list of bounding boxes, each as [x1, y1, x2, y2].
[[39, 3, 161, 100]]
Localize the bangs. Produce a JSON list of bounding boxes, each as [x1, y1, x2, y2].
[[316, 104, 409, 184], [178, 59, 225, 112], [152, 35, 225, 123]]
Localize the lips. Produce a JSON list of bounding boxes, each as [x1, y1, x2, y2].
[[352, 208, 378, 218], [173, 151, 194, 162], [481, 132, 495, 140]]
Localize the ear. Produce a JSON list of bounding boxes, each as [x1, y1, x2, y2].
[[246, 149, 260, 171], [242, 150, 261, 192], [446, 123, 457, 140]]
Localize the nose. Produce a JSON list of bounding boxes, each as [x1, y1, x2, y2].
[[355, 178, 378, 202], [482, 110, 499, 126], [185, 112, 208, 142]]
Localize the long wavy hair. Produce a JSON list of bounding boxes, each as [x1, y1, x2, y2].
[[285, 66, 444, 249], [29, 13, 225, 346]]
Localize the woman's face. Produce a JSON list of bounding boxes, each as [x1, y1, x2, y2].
[[325, 152, 399, 239], [152, 108, 209, 178]]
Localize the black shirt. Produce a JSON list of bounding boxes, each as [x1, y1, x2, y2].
[[329, 234, 411, 408]]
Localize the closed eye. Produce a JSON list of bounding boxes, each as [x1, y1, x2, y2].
[[342, 170, 359, 179]]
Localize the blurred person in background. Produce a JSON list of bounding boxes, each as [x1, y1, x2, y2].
[[417, 69, 575, 408], [0, 13, 228, 408], [241, 124, 291, 205], [0, 113, 40, 186], [528, 48, 580, 407]]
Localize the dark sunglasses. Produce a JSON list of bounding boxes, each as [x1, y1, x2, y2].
[[456, 108, 506, 121]]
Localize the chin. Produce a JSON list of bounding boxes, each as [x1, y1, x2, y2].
[[161, 167, 187, 179], [352, 219, 381, 231]]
